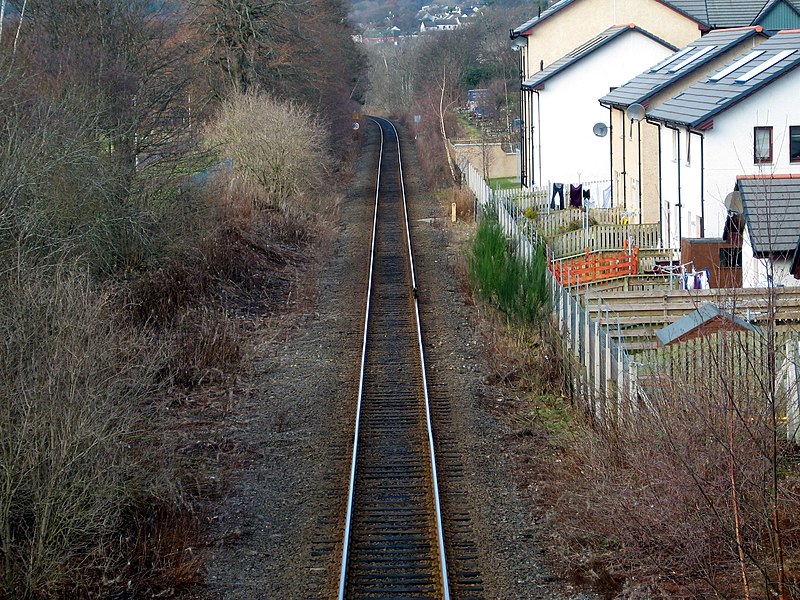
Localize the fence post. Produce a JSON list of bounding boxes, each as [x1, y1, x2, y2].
[[629, 361, 640, 415], [594, 297, 604, 419], [584, 300, 592, 415], [616, 340, 626, 421]]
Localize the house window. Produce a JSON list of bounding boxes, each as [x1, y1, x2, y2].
[[754, 126, 773, 164], [720, 247, 743, 268], [686, 132, 691, 166], [791, 126, 800, 163]]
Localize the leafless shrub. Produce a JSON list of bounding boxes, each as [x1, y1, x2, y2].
[[209, 92, 335, 213], [169, 306, 242, 387], [0, 260, 163, 597], [545, 339, 800, 598]]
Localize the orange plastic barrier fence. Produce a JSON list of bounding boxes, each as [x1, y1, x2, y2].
[[550, 241, 639, 287]]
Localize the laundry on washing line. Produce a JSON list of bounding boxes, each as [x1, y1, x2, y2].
[[550, 183, 564, 210], [569, 184, 582, 208], [679, 269, 710, 290]]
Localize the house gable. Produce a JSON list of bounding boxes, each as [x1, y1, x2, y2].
[[756, 0, 800, 30], [523, 25, 677, 91], [511, 0, 703, 73]]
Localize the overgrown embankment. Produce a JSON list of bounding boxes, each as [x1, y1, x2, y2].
[[0, 30, 354, 596], [466, 208, 800, 598]]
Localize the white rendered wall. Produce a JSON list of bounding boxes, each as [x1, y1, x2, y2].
[[532, 31, 672, 192], [658, 126, 704, 249], [659, 71, 800, 250], [657, 71, 800, 252], [742, 233, 800, 287]]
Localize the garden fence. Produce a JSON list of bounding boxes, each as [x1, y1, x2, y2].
[[460, 157, 800, 439]]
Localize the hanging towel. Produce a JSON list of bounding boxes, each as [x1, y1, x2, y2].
[[601, 185, 612, 208]]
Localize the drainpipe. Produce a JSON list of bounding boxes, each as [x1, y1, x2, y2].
[[699, 132, 705, 237], [621, 112, 627, 211], [519, 88, 527, 187], [675, 126, 683, 245], [534, 89, 543, 187], [637, 120, 643, 224], [608, 106, 614, 206]]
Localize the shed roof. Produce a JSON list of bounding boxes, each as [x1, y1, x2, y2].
[[522, 25, 676, 91], [656, 302, 761, 345], [646, 30, 800, 128], [599, 26, 767, 109], [738, 174, 800, 256]]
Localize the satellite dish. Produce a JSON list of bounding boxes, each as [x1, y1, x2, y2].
[[626, 103, 646, 122], [592, 122, 608, 137], [725, 190, 743, 213]]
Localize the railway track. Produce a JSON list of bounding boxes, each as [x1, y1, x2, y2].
[[337, 117, 450, 599]]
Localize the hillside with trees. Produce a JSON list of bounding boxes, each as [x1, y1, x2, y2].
[[0, 0, 366, 596]]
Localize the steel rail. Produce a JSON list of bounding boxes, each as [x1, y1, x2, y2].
[[337, 116, 450, 599], [337, 116, 384, 600], [382, 116, 451, 599]]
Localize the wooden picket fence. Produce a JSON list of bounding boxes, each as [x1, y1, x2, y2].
[[531, 206, 628, 237], [498, 186, 550, 212], [462, 157, 642, 421], [634, 330, 800, 444], [550, 242, 639, 287], [548, 222, 660, 259]]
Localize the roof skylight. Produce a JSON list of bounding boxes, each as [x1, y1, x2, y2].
[[668, 45, 718, 72], [709, 50, 765, 82], [650, 46, 695, 72], [735, 50, 796, 83]]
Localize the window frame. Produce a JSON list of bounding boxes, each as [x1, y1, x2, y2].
[[720, 247, 743, 269], [754, 126, 773, 164], [790, 125, 800, 163]]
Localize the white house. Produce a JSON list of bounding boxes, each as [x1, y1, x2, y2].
[[645, 30, 800, 263], [510, 0, 800, 188], [598, 26, 769, 227], [521, 24, 675, 205]]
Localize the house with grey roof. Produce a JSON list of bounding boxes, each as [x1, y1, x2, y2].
[[521, 24, 676, 193], [598, 27, 768, 228], [668, 0, 800, 31], [643, 30, 800, 286], [735, 174, 800, 286], [510, 0, 800, 188]]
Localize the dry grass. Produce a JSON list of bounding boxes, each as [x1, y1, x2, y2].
[[450, 185, 475, 222]]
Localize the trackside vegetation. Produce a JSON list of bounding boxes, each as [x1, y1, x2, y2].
[[468, 217, 549, 324]]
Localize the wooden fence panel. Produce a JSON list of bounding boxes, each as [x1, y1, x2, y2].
[[549, 223, 660, 258]]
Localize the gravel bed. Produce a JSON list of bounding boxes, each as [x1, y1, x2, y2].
[[197, 119, 598, 600]]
